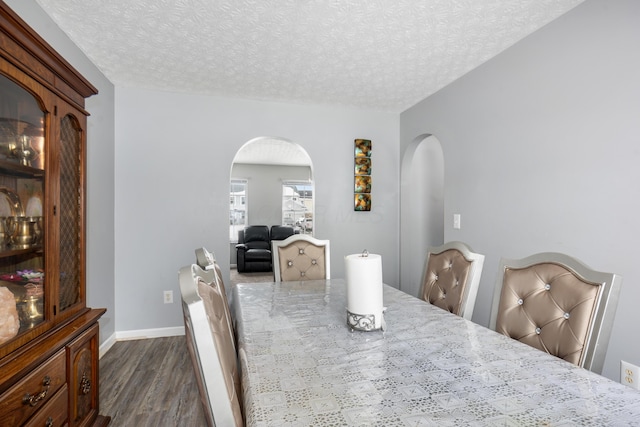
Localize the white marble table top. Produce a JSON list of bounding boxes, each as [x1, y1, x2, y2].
[[233, 279, 640, 426]]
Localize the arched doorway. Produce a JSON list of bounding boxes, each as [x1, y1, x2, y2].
[[229, 137, 313, 268], [400, 134, 444, 297]]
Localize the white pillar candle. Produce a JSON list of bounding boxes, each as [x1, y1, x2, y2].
[[345, 252, 384, 330]]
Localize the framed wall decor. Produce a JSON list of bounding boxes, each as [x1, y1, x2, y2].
[[354, 139, 371, 211]]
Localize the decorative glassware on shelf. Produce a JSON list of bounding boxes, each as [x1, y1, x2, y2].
[[9, 134, 37, 166], [0, 216, 42, 249], [0, 117, 44, 168]]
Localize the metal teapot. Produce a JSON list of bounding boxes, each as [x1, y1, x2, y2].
[[5, 216, 39, 248]]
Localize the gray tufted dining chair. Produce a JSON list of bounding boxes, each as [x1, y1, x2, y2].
[[179, 264, 243, 427], [272, 234, 330, 282], [195, 246, 224, 290], [419, 241, 485, 320], [194, 246, 235, 345], [489, 252, 622, 374]]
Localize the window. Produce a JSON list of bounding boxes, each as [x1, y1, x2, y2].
[[230, 179, 247, 241], [282, 181, 313, 235]]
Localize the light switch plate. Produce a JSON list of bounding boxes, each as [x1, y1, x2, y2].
[[453, 213, 461, 229]]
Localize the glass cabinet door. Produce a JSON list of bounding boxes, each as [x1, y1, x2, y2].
[[0, 74, 46, 341]]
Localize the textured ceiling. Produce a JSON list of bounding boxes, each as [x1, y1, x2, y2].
[[35, 0, 583, 113], [234, 138, 311, 166]]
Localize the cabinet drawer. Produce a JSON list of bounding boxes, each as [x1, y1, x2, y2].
[[0, 349, 66, 426], [25, 385, 68, 427]]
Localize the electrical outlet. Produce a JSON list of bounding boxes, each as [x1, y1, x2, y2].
[[163, 290, 174, 304], [621, 360, 639, 390]]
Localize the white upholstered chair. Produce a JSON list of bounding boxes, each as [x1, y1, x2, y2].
[[179, 264, 243, 427], [419, 241, 485, 320], [195, 246, 215, 270], [272, 234, 330, 282], [194, 246, 235, 341], [195, 246, 225, 291], [489, 252, 622, 374]]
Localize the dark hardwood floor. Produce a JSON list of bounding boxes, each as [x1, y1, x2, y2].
[[99, 336, 206, 426]]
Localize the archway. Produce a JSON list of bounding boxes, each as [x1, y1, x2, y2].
[[229, 137, 313, 268], [400, 134, 445, 297]]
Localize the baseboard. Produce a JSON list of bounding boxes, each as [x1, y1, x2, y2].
[[98, 326, 185, 358], [99, 332, 117, 359], [116, 326, 185, 341]]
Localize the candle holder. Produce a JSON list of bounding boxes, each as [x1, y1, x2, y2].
[[345, 250, 385, 332], [347, 311, 378, 331]]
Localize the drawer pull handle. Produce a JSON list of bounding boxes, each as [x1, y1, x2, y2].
[[22, 375, 51, 407], [80, 371, 91, 395], [46, 416, 54, 427]]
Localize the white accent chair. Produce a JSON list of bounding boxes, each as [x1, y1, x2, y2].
[[179, 264, 243, 427], [272, 234, 330, 282], [489, 252, 622, 374], [419, 241, 485, 320]]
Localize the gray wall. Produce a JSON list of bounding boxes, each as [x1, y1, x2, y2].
[[400, 135, 445, 298], [231, 163, 311, 228], [5, 0, 117, 346], [400, 0, 640, 380], [114, 87, 399, 332]]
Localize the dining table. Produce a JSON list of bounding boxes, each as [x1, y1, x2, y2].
[[232, 279, 640, 426]]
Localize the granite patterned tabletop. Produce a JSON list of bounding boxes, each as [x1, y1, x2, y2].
[[233, 279, 640, 426]]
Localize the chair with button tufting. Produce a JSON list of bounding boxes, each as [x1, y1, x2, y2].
[[272, 234, 330, 282], [419, 241, 485, 320], [195, 246, 226, 293], [179, 264, 243, 427], [195, 246, 235, 343], [489, 252, 622, 374]]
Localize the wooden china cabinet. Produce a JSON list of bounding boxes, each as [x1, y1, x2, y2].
[[0, 2, 109, 426]]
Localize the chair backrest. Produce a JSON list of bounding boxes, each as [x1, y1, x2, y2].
[[272, 234, 330, 282], [419, 241, 485, 320], [489, 252, 622, 374], [195, 246, 216, 270], [239, 225, 270, 249], [270, 225, 295, 241], [195, 246, 225, 288], [194, 247, 235, 345], [179, 264, 243, 427]]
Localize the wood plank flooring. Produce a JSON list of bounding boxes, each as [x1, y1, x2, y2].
[[99, 336, 206, 426]]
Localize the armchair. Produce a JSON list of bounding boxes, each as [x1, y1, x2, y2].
[[235, 225, 295, 273], [236, 225, 271, 273]]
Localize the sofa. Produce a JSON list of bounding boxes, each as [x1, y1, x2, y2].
[[236, 225, 295, 273]]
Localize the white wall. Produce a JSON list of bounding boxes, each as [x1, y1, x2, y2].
[[5, 0, 117, 344], [114, 88, 399, 332], [400, 0, 640, 381]]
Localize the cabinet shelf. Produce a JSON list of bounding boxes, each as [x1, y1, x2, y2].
[[0, 159, 44, 179], [0, 245, 43, 259]]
